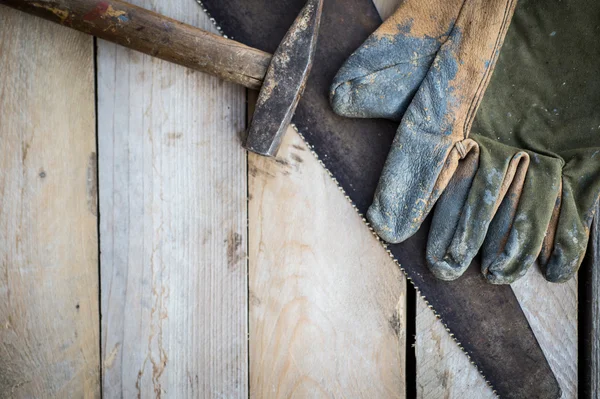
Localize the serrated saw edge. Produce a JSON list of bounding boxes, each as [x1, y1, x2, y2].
[[194, 0, 499, 395]]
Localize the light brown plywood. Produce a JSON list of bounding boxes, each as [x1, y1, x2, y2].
[[246, 2, 405, 397], [96, 1, 247, 397], [0, 8, 99, 398], [248, 128, 407, 398]]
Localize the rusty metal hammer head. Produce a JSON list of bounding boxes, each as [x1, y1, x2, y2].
[[244, 0, 323, 157]]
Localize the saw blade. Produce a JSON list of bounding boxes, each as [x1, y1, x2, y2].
[[198, 0, 562, 397]]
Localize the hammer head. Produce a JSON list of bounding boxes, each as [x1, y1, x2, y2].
[[244, 0, 323, 157]]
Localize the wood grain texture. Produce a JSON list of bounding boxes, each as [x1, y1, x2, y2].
[[248, 1, 407, 397], [416, 269, 578, 398], [415, 300, 496, 399], [416, 269, 577, 398], [512, 270, 578, 397], [1, 0, 270, 90], [97, 0, 247, 396], [0, 8, 99, 398], [248, 126, 407, 398]]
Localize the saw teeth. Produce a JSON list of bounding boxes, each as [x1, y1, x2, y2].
[[291, 124, 499, 398], [194, 2, 499, 396], [194, 0, 228, 38]]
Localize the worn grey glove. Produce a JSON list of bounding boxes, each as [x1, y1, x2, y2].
[[330, 0, 464, 122], [331, 0, 600, 284]]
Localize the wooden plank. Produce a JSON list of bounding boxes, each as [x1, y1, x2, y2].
[[416, 271, 578, 398], [0, 8, 99, 398], [373, 0, 399, 20], [249, 2, 406, 396], [247, 2, 405, 397], [96, 0, 247, 397], [416, 300, 496, 398], [512, 270, 578, 397], [248, 125, 407, 398]]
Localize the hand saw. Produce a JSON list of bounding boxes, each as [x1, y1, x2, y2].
[[199, 0, 561, 397]]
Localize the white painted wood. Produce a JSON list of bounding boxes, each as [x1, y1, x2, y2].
[[0, 9, 100, 398], [248, 128, 407, 398], [96, 1, 247, 397]]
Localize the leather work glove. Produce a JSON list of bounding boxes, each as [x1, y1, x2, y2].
[[329, 0, 465, 122], [331, 0, 600, 284]]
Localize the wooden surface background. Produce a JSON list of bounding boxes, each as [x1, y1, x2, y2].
[[0, 0, 579, 397], [96, 0, 247, 397], [0, 8, 100, 398]]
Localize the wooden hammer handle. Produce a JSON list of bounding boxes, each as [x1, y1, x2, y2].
[[1, 0, 270, 89]]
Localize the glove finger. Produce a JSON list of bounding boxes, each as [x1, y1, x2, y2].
[[367, 124, 462, 243], [481, 154, 563, 284], [425, 140, 479, 280], [539, 182, 562, 267], [542, 153, 600, 282], [367, 0, 517, 243], [427, 136, 528, 280], [330, 0, 463, 122]]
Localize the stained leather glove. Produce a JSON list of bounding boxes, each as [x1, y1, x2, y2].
[[330, 0, 464, 122], [331, 0, 517, 270], [440, 0, 600, 283], [331, 0, 600, 284]]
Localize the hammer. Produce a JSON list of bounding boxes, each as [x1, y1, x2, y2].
[[0, 0, 323, 157]]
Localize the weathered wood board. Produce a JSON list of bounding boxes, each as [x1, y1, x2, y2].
[[416, 271, 578, 398], [247, 3, 407, 396], [96, 0, 247, 397], [0, 8, 100, 398], [248, 1, 404, 396], [415, 301, 496, 398], [248, 127, 407, 398], [512, 271, 578, 397]]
